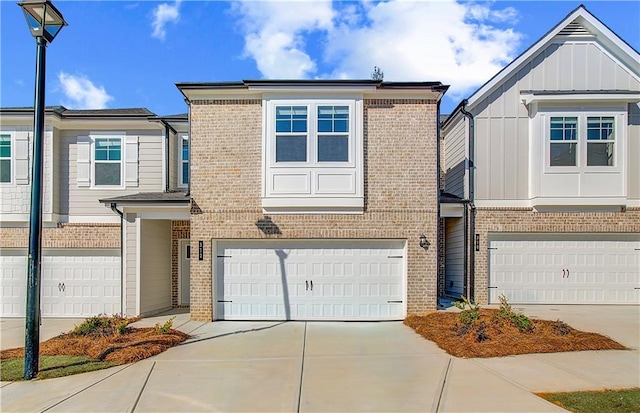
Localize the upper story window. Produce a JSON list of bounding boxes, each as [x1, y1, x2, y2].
[[180, 135, 189, 186], [94, 138, 122, 186], [0, 134, 11, 183], [548, 114, 616, 168], [263, 98, 363, 213], [77, 133, 138, 189]]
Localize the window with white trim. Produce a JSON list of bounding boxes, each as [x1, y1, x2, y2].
[[94, 137, 122, 186], [179, 134, 189, 186], [263, 98, 363, 213], [0, 134, 11, 183], [547, 114, 616, 168]]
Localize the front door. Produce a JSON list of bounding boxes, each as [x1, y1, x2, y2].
[[180, 240, 190, 305]]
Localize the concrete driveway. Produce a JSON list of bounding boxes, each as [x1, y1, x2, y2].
[[1, 305, 638, 412]]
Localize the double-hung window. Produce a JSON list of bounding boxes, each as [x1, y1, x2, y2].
[[586, 116, 614, 166], [0, 134, 11, 183], [264, 98, 363, 213], [548, 114, 616, 168], [549, 116, 578, 166], [94, 137, 122, 186]]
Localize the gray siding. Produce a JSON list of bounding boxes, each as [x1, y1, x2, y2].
[[52, 127, 61, 216], [59, 129, 164, 218], [473, 40, 639, 201], [139, 219, 171, 316], [445, 217, 465, 297], [443, 115, 467, 199], [125, 215, 137, 316]]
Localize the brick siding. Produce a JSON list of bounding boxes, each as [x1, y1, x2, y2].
[[188, 98, 440, 321], [0, 223, 120, 249], [171, 220, 191, 307]]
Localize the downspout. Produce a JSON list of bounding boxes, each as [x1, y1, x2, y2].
[[459, 99, 476, 303], [164, 122, 170, 192], [110, 202, 125, 315], [435, 97, 442, 309], [186, 99, 191, 197]]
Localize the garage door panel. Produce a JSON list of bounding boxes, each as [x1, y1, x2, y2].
[[0, 251, 120, 317], [489, 236, 640, 304], [216, 240, 405, 320]]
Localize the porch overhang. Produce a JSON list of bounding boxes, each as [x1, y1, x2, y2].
[[100, 192, 191, 219]]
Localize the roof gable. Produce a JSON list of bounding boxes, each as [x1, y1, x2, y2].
[[466, 5, 640, 108]]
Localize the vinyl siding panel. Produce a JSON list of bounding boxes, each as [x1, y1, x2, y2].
[[445, 217, 465, 297], [52, 127, 61, 216], [443, 116, 467, 198], [59, 129, 164, 219], [139, 219, 171, 316], [629, 103, 640, 200], [125, 216, 137, 316]]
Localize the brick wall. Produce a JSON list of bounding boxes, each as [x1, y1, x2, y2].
[[188, 98, 440, 321], [0, 223, 120, 248], [473, 208, 640, 304], [171, 220, 191, 307]]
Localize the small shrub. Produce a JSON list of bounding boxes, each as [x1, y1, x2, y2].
[[512, 313, 534, 333], [494, 294, 534, 333], [474, 322, 490, 342], [71, 314, 136, 337], [455, 323, 472, 336], [154, 317, 175, 335], [453, 296, 480, 327], [551, 319, 572, 336]]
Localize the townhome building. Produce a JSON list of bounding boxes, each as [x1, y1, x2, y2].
[[440, 5, 640, 306]]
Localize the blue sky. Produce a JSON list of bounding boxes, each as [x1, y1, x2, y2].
[[1, 1, 638, 116]]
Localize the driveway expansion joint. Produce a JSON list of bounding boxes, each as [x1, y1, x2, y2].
[[433, 357, 451, 412], [130, 361, 155, 413]]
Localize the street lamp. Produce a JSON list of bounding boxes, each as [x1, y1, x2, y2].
[[17, 0, 66, 380]]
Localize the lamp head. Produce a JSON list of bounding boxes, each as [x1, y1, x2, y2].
[[18, 0, 67, 43]]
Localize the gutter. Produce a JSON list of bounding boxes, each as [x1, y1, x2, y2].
[[159, 120, 177, 193], [110, 202, 125, 315], [459, 100, 476, 303]]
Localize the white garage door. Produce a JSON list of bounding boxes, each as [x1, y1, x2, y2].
[[488, 235, 640, 304], [0, 249, 120, 317], [215, 240, 405, 321]]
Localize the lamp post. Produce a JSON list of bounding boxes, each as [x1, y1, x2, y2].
[[17, 0, 66, 380]]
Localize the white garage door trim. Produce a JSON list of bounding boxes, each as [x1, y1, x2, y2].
[[213, 239, 407, 321], [488, 233, 640, 305], [1, 249, 121, 317]]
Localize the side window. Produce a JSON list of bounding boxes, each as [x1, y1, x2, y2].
[[549, 116, 577, 167], [587, 116, 614, 166], [181, 135, 189, 185], [0, 134, 11, 183], [94, 137, 122, 186]]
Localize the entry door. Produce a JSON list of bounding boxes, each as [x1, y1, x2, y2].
[[215, 240, 406, 321], [180, 240, 190, 305]]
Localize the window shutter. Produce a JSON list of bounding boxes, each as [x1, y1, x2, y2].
[[14, 132, 30, 185], [125, 136, 139, 187], [77, 136, 91, 187]]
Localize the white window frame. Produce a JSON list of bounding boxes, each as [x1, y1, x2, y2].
[[262, 96, 364, 214], [178, 134, 189, 188], [542, 109, 624, 174], [0, 133, 12, 185], [91, 134, 125, 189]]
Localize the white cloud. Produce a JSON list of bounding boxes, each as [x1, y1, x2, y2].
[[232, 0, 522, 99], [232, 0, 334, 78], [151, 0, 181, 40], [58, 72, 113, 109]]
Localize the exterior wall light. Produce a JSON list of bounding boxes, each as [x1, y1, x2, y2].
[[419, 234, 430, 250]]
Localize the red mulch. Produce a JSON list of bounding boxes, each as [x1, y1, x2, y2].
[[0, 328, 189, 365], [404, 309, 627, 358]]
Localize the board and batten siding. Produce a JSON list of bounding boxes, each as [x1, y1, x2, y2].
[[442, 114, 467, 199], [473, 41, 640, 201], [60, 129, 164, 219], [139, 219, 172, 316], [628, 103, 640, 200]]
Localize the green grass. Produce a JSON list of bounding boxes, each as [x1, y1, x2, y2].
[[1, 356, 117, 381], [538, 388, 640, 413]]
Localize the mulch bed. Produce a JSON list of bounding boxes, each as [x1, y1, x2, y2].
[[0, 327, 189, 365], [405, 309, 626, 358]]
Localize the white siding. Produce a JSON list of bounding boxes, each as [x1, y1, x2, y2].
[[139, 219, 171, 316], [445, 218, 465, 297], [125, 215, 137, 316], [629, 103, 640, 200], [473, 40, 639, 201], [442, 115, 467, 198], [59, 129, 164, 219]]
